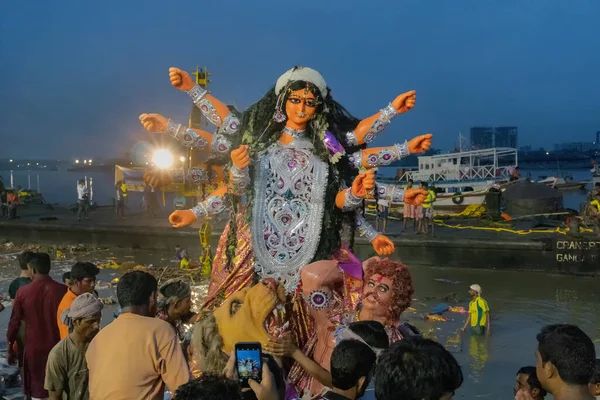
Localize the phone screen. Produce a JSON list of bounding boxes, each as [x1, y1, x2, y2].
[[235, 342, 262, 387]]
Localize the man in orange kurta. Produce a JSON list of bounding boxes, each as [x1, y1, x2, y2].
[[57, 262, 99, 339]]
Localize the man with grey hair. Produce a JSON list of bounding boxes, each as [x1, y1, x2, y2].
[[45, 292, 103, 400], [461, 284, 491, 337]]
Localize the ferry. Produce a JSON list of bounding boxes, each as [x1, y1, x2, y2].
[[375, 147, 517, 214]]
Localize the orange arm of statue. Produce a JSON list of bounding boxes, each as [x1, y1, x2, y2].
[[335, 171, 375, 210], [168, 184, 228, 228], [348, 135, 432, 169], [345, 90, 417, 146], [139, 113, 234, 159], [144, 165, 223, 188], [169, 68, 238, 129]]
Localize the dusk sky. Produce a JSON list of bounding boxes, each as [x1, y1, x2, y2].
[[1, 0, 599, 160]]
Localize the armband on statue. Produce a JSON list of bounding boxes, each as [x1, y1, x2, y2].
[[229, 165, 251, 195], [348, 142, 410, 169], [345, 102, 399, 146], [166, 119, 209, 150], [376, 184, 404, 203], [219, 113, 242, 136], [190, 195, 226, 221], [187, 84, 222, 126], [341, 188, 363, 211], [172, 167, 217, 185], [210, 134, 233, 160], [355, 214, 379, 242]]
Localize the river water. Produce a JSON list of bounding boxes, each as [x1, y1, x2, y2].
[[0, 246, 598, 399], [0, 167, 593, 210]]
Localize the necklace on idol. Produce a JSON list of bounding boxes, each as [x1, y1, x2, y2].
[[282, 126, 306, 139]]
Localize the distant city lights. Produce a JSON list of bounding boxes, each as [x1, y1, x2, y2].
[[546, 152, 549, 155]]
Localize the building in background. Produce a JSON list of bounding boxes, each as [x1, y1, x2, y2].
[[470, 127, 494, 149], [470, 126, 518, 149], [553, 142, 599, 152], [494, 126, 518, 148]]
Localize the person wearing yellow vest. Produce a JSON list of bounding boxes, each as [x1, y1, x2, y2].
[[418, 182, 436, 235], [115, 179, 127, 219], [461, 284, 491, 337]]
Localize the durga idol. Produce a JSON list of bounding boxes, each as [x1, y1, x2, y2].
[[139, 66, 432, 346]]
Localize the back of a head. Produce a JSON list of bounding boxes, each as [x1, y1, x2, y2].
[[536, 324, 596, 386], [117, 271, 157, 308], [348, 320, 390, 349], [331, 339, 377, 391], [70, 262, 100, 282], [17, 251, 35, 270], [29, 253, 52, 275], [375, 337, 463, 400], [174, 374, 242, 400]]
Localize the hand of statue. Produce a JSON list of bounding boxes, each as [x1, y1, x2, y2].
[[392, 90, 416, 114], [169, 67, 195, 92], [139, 113, 168, 133], [231, 145, 250, 169], [351, 170, 376, 198], [169, 210, 197, 228], [405, 188, 428, 206], [408, 134, 432, 154], [144, 169, 172, 188], [372, 234, 395, 255]]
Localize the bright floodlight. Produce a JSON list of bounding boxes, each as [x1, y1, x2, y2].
[[152, 149, 174, 169], [179, 156, 186, 162]]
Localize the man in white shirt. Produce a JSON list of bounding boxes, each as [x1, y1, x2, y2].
[[76, 180, 89, 221]]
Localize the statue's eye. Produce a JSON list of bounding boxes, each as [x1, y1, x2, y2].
[[305, 98, 317, 108], [288, 97, 301, 104], [230, 299, 242, 316]]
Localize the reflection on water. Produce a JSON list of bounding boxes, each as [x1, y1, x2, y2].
[[0, 247, 598, 399]]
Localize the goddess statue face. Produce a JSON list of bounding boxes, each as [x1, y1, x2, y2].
[[285, 87, 318, 128], [362, 273, 394, 311]]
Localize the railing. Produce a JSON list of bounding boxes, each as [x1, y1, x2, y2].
[[398, 165, 512, 182]]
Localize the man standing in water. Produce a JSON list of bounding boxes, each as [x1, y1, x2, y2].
[[45, 293, 104, 400], [461, 284, 491, 337], [76, 179, 89, 221], [7, 253, 67, 400]]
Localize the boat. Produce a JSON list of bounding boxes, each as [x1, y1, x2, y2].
[[537, 176, 587, 191], [375, 147, 518, 214], [592, 164, 600, 187]]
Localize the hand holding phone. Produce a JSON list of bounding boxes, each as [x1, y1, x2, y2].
[[235, 342, 263, 387]]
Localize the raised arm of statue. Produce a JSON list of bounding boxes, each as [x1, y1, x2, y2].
[[335, 170, 375, 210], [169, 67, 241, 135], [348, 134, 432, 169], [355, 214, 395, 255], [168, 184, 228, 228], [376, 184, 428, 205], [345, 90, 416, 146], [139, 113, 233, 159]]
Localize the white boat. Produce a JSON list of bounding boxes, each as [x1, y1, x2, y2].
[[537, 176, 587, 191], [377, 148, 517, 214]]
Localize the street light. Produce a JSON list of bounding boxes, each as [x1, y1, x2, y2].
[[9, 159, 13, 163], [76, 159, 80, 164], [88, 159, 92, 164], [152, 149, 174, 169]]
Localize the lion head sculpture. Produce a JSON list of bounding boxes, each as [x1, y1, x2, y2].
[[190, 279, 288, 374]]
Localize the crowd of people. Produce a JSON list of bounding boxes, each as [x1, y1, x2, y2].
[[4, 251, 599, 400]]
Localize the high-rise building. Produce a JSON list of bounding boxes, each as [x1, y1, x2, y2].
[[494, 126, 518, 148], [470, 127, 494, 149]]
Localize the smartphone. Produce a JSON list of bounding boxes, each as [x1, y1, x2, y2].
[[235, 342, 262, 387]]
